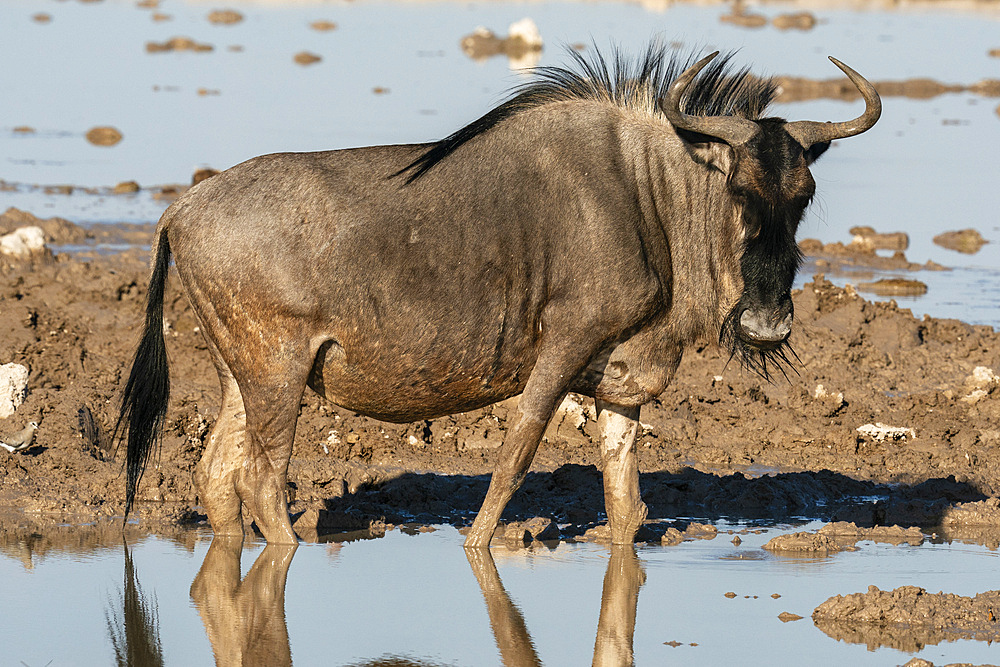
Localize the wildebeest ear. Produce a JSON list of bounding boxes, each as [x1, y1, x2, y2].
[[680, 134, 736, 175], [804, 140, 831, 165]]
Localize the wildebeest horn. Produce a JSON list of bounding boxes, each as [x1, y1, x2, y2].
[[664, 51, 761, 147], [784, 57, 882, 148]]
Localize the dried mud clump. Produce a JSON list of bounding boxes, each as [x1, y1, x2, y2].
[[763, 522, 922, 554], [719, 2, 766, 28], [207, 10, 243, 25], [146, 37, 214, 53], [932, 228, 988, 254], [813, 585, 1000, 651], [461, 18, 543, 69], [294, 51, 322, 66], [113, 181, 140, 195], [772, 12, 817, 31], [849, 226, 908, 251], [85, 126, 123, 147], [192, 168, 219, 186], [855, 278, 927, 297], [776, 75, 1000, 104]]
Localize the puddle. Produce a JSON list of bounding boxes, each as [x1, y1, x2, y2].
[[2, 523, 999, 665]]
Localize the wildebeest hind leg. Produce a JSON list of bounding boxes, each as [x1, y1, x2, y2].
[[235, 360, 312, 544], [596, 400, 647, 544], [195, 361, 248, 538]]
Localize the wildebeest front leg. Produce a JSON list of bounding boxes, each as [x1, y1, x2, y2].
[[596, 399, 647, 544], [465, 342, 599, 548]]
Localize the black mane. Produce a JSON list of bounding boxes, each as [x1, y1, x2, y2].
[[397, 42, 778, 183]]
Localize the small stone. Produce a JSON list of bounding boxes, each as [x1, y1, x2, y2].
[[724, 591, 737, 599], [192, 168, 219, 185], [294, 51, 322, 66], [113, 181, 140, 194], [579, 524, 611, 543], [771, 593, 781, 599], [310, 20, 337, 31], [731, 535, 742, 546], [778, 612, 803, 622], [661, 527, 684, 546], [684, 522, 718, 539], [772, 11, 817, 30], [146, 37, 213, 53], [855, 278, 927, 297], [32, 13, 52, 23], [207, 10, 243, 25], [86, 126, 123, 146], [503, 517, 560, 542], [503, 525, 532, 546], [933, 228, 988, 254]]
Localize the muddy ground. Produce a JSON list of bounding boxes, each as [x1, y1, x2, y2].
[[1, 206, 998, 544]]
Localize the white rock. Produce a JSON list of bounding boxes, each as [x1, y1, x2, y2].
[[856, 422, 915, 442], [961, 389, 989, 405], [508, 17, 542, 48], [0, 363, 29, 418], [0, 226, 46, 259], [967, 366, 999, 388], [814, 384, 844, 407]]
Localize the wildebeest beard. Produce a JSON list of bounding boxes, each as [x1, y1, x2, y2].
[[719, 204, 804, 382]]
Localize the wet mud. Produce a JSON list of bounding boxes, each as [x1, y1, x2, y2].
[[798, 233, 948, 274], [774, 75, 1000, 103], [814, 585, 1000, 652], [1, 209, 999, 553]]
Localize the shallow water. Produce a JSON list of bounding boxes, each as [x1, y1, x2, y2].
[[2, 523, 999, 666], [2, 0, 1000, 324]]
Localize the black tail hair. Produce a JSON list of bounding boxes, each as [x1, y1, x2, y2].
[[115, 228, 171, 518]]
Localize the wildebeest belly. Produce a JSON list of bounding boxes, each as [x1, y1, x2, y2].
[[306, 311, 538, 423]]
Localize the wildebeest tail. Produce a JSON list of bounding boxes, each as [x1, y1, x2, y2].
[[115, 225, 171, 518]]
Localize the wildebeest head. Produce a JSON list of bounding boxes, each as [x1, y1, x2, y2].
[[664, 53, 881, 378]]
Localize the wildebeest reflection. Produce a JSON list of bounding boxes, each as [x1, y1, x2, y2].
[[117, 44, 880, 546]]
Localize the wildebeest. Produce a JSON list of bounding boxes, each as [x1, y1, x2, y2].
[[117, 45, 880, 546]]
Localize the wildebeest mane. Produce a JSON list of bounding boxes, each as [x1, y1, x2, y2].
[[396, 43, 778, 183]]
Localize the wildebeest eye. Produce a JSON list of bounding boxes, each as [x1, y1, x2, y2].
[[742, 218, 762, 243]]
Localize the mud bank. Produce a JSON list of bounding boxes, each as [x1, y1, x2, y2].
[[1, 211, 999, 544], [814, 585, 1000, 652]]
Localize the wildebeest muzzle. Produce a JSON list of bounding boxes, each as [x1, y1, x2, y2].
[[738, 300, 793, 349]]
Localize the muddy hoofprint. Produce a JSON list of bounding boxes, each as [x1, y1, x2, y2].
[[115, 44, 880, 547]]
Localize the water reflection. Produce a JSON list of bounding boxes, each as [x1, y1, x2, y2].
[[105, 542, 164, 667], [186, 538, 645, 666], [468, 545, 645, 667], [190, 538, 296, 667]]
